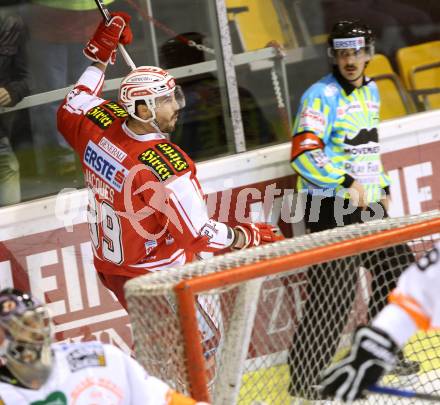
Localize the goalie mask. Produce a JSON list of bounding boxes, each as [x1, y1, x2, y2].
[[327, 20, 375, 60], [119, 66, 186, 133], [0, 288, 52, 389]]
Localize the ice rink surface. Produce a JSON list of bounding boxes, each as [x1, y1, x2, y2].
[[237, 331, 440, 405]]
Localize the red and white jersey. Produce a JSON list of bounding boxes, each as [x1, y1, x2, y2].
[[0, 341, 206, 405], [373, 241, 440, 347], [57, 66, 234, 278]]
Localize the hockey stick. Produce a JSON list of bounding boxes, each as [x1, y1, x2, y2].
[[94, 0, 136, 70], [368, 384, 440, 402]]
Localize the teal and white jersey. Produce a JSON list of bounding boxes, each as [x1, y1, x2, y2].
[[290, 72, 391, 203]]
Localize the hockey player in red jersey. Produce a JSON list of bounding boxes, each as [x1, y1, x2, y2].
[[320, 242, 440, 401], [57, 12, 283, 309]]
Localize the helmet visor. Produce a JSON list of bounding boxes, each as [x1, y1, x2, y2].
[[174, 85, 186, 109], [155, 85, 186, 110]]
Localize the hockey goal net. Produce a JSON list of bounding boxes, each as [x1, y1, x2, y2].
[[125, 211, 440, 404]]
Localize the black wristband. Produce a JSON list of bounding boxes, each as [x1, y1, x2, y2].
[[341, 174, 355, 188]]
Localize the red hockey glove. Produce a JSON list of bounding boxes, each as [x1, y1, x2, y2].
[[232, 222, 284, 250], [84, 12, 133, 66]]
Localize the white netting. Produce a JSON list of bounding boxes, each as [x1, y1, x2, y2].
[[125, 210, 440, 404]]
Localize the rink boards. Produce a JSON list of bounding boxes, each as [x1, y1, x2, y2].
[[0, 110, 439, 359]]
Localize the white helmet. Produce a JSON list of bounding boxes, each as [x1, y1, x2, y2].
[[119, 66, 185, 129]]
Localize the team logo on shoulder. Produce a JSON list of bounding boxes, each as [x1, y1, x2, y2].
[[103, 101, 129, 118], [138, 148, 174, 181], [155, 142, 189, 172], [86, 106, 115, 129], [67, 346, 106, 372]]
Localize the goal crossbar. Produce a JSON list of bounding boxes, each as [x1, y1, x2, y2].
[[174, 216, 440, 401]]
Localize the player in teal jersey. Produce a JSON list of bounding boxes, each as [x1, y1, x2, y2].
[[291, 21, 386, 205], [288, 20, 419, 400]]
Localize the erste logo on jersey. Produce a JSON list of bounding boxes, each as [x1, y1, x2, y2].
[[84, 140, 128, 192], [66, 345, 106, 372]]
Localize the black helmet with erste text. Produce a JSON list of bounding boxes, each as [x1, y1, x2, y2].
[[328, 20, 375, 57]]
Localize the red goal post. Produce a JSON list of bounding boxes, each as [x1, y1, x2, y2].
[[125, 211, 440, 404]]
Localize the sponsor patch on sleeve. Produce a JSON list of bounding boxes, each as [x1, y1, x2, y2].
[[155, 142, 189, 172], [86, 105, 115, 129], [66, 345, 106, 372], [310, 149, 330, 168], [138, 148, 174, 181]]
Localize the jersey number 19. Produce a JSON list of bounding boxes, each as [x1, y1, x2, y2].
[[87, 188, 124, 264]]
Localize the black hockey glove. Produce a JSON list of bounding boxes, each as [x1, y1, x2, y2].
[[320, 325, 398, 402]]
